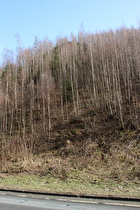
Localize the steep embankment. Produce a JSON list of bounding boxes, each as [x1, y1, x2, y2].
[[0, 27, 139, 187], [1, 109, 140, 183]]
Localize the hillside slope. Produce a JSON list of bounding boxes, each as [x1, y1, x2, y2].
[[0, 27, 139, 182]]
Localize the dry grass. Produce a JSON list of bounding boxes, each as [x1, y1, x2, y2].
[[0, 141, 139, 198], [0, 116, 139, 198], [1, 137, 139, 182]]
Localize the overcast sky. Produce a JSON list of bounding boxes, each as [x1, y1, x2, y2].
[[0, 0, 140, 64]]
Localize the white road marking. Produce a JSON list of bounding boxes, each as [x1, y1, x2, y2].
[[44, 197, 50, 200], [18, 195, 27, 197], [56, 198, 140, 207], [0, 192, 140, 208], [105, 202, 140, 208]]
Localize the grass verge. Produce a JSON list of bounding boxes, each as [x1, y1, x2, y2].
[[0, 172, 139, 198]]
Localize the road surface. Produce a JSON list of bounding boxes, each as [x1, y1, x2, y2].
[[0, 191, 140, 210]]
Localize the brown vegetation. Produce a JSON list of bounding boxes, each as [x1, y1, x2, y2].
[[0, 27, 140, 181]]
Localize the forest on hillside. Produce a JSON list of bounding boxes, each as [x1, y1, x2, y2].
[[0, 27, 140, 175]]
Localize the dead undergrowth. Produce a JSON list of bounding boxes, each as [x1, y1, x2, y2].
[[0, 110, 139, 188], [1, 114, 140, 183]]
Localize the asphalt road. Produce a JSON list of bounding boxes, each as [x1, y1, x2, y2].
[[0, 191, 140, 210]]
